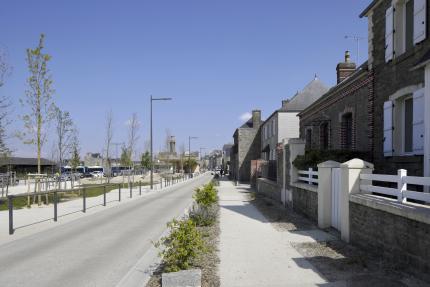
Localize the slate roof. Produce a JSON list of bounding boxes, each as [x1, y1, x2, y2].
[[0, 157, 56, 166], [282, 77, 330, 112], [359, 0, 381, 18], [298, 61, 369, 118], [239, 118, 262, 129]]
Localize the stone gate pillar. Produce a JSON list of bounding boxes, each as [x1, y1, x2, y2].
[[340, 159, 373, 242]]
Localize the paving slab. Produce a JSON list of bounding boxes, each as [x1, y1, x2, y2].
[[219, 180, 329, 287]]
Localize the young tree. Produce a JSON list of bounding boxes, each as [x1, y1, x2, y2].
[[54, 107, 74, 174], [127, 113, 139, 167], [20, 34, 56, 174], [70, 135, 80, 172], [0, 47, 12, 156], [179, 143, 185, 173], [105, 110, 114, 180], [120, 145, 132, 167], [140, 151, 151, 170], [0, 47, 12, 88]]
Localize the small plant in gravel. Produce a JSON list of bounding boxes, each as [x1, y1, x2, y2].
[[189, 204, 219, 227], [193, 183, 218, 208], [211, 179, 220, 186], [190, 183, 219, 227], [155, 218, 206, 272]]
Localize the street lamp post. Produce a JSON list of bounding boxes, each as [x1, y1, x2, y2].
[[199, 147, 206, 161], [188, 136, 198, 175], [150, 96, 172, 189]]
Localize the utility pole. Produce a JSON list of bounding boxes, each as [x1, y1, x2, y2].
[[150, 96, 172, 189]]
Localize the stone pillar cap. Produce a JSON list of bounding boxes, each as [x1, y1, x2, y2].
[[317, 160, 341, 168], [340, 158, 374, 169]]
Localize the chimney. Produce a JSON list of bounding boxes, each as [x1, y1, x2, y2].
[[252, 110, 261, 128], [282, 100, 289, 108], [336, 51, 356, 84]]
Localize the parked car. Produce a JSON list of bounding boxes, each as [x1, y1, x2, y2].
[[59, 173, 72, 181], [82, 172, 92, 178], [90, 171, 104, 178]]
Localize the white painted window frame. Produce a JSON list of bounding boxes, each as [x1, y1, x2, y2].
[[401, 94, 414, 155]]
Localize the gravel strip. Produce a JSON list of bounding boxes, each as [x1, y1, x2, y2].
[[146, 205, 220, 287], [250, 193, 316, 231], [251, 192, 428, 287]]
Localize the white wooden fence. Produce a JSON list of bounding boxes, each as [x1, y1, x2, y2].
[[298, 168, 318, 185], [360, 169, 430, 204]]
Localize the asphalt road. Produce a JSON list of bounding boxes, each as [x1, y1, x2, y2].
[[0, 173, 212, 287]]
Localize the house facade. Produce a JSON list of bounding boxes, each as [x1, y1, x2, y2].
[[230, 110, 262, 182], [298, 52, 374, 154], [361, 0, 430, 176], [261, 78, 329, 161]]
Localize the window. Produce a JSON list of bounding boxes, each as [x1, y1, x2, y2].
[[341, 113, 353, 150], [384, 87, 424, 156], [320, 123, 329, 150], [404, 97, 413, 153], [305, 128, 312, 150], [386, 0, 427, 62], [405, 0, 414, 51], [272, 119, 276, 136]]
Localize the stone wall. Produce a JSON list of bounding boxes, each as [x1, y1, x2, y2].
[[284, 144, 291, 191], [276, 145, 284, 187], [256, 178, 281, 202], [350, 195, 430, 282], [291, 183, 318, 222]]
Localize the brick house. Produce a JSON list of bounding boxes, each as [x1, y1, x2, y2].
[[360, 0, 429, 176], [230, 110, 262, 182], [298, 52, 374, 154]]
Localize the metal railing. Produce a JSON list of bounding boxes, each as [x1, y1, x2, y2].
[[6, 172, 200, 235]]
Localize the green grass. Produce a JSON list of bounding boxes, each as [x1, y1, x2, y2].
[[0, 181, 150, 211]]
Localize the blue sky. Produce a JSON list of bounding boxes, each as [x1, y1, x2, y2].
[[0, 0, 369, 159]]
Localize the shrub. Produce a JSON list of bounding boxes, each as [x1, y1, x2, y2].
[[155, 218, 205, 272], [293, 150, 369, 170], [193, 183, 218, 208], [189, 204, 218, 227], [211, 179, 220, 186]]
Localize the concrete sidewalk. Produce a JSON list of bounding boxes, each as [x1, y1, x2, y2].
[[219, 180, 336, 287]]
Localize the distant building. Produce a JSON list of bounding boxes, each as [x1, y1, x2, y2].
[[0, 157, 57, 176], [222, 144, 233, 172], [84, 153, 103, 167], [230, 110, 262, 182], [208, 150, 223, 170]]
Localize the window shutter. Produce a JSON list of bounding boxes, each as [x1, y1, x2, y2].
[[385, 6, 394, 62], [383, 101, 394, 156], [414, 0, 427, 44], [413, 88, 425, 155]]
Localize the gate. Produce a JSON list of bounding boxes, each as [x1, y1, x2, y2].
[[331, 168, 341, 230]]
